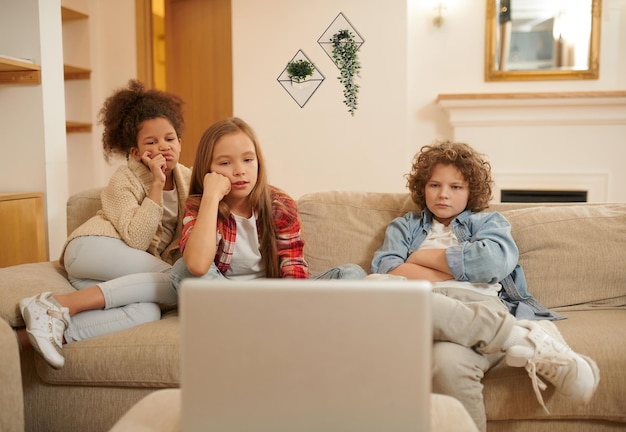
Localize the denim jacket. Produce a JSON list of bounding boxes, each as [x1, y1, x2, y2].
[[371, 208, 562, 320]]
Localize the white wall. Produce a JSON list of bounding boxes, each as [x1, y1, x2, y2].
[[63, 0, 137, 198], [86, 0, 138, 186], [78, 0, 626, 202], [410, 0, 626, 202], [232, 0, 411, 198], [233, 0, 626, 201], [1, 0, 137, 258], [3, 0, 625, 258]]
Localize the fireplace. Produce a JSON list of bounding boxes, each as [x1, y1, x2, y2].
[[501, 189, 587, 203], [435, 91, 626, 203], [492, 172, 607, 203]]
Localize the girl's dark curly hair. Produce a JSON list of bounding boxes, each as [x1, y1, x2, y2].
[[406, 140, 493, 212], [98, 79, 185, 162]]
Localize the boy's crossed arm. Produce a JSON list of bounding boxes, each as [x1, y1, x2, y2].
[[389, 248, 454, 282]]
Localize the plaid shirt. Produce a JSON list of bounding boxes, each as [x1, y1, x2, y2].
[[179, 186, 309, 278]]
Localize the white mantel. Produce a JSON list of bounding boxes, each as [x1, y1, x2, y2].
[[437, 91, 626, 126], [436, 91, 626, 203]]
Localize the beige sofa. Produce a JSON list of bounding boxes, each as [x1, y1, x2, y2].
[[1, 188, 625, 432], [0, 316, 24, 432]]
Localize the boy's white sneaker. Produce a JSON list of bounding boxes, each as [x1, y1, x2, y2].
[[505, 319, 600, 413], [19, 292, 70, 369]]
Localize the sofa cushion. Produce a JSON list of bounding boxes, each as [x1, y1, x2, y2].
[[34, 311, 179, 388], [500, 204, 626, 310], [66, 187, 103, 234], [299, 192, 626, 311], [297, 191, 418, 275], [0, 261, 75, 327]]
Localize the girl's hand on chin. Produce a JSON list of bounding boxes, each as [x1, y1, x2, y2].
[[142, 151, 167, 184], [203, 172, 231, 201]]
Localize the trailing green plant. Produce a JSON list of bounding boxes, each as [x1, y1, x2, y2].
[[330, 29, 361, 116], [286, 59, 315, 83]]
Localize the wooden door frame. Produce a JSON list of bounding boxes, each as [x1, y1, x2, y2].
[[134, 0, 233, 167], [135, 0, 153, 87]]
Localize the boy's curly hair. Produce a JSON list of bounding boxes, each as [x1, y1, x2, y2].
[[98, 79, 185, 162], [406, 140, 493, 212]]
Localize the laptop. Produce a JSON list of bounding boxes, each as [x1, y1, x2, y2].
[[179, 278, 432, 432]]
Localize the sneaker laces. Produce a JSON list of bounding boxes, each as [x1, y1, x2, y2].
[[523, 352, 571, 414], [46, 308, 69, 349]]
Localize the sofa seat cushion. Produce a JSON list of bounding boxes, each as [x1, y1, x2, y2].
[[0, 261, 75, 327], [34, 311, 179, 388], [484, 310, 626, 423]]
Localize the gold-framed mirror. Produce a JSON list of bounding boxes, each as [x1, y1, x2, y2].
[[485, 0, 601, 81]]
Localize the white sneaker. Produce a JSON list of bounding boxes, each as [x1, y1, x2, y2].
[[506, 319, 600, 413], [19, 292, 70, 369]]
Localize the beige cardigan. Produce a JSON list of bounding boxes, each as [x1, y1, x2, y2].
[[60, 158, 191, 266]]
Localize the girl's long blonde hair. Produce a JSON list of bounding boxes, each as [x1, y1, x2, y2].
[[189, 117, 280, 277]]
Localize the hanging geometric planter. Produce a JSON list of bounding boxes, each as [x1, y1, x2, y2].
[[318, 13, 364, 116], [318, 12, 365, 65], [277, 50, 325, 108]]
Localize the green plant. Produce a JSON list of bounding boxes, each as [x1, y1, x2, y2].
[[286, 59, 315, 83], [330, 29, 361, 116]]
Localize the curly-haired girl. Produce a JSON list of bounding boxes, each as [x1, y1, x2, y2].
[[372, 140, 599, 431], [19, 80, 191, 369]]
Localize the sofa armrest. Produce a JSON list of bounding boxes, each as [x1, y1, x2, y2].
[[0, 261, 76, 327], [0, 317, 24, 432], [0, 188, 102, 328]]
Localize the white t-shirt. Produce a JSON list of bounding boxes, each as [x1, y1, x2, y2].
[[224, 213, 266, 280], [158, 186, 178, 254], [422, 219, 501, 296]]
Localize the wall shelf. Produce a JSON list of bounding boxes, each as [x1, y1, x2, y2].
[[64, 64, 91, 80], [66, 121, 92, 134], [0, 56, 41, 85], [61, 5, 92, 134], [61, 6, 88, 21]]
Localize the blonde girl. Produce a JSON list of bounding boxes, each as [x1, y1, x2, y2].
[[170, 117, 364, 286]]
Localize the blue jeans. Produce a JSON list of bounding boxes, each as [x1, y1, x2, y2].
[[170, 258, 366, 292]]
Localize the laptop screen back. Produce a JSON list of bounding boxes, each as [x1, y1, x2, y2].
[[180, 278, 432, 432]]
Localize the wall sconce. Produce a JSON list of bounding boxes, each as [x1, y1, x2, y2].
[[433, 1, 446, 27]]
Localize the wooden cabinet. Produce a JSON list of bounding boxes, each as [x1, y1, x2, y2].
[[0, 193, 48, 268]]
